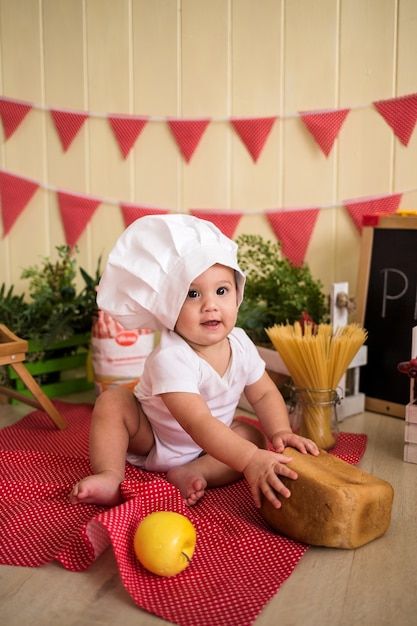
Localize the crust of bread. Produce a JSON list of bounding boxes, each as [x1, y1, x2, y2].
[[259, 447, 394, 549]]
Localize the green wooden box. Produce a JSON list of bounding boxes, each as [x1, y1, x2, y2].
[[8, 332, 94, 400]]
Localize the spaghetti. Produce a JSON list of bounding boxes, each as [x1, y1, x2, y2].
[[266, 322, 367, 449]]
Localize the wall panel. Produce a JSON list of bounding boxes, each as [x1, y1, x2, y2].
[[43, 0, 89, 270], [132, 0, 180, 212], [0, 0, 46, 291], [0, 0, 416, 313], [85, 0, 132, 265], [282, 0, 339, 290], [394, 0, 417, 209], [182, 0, 231, 210], [337, 0, 397, 289]]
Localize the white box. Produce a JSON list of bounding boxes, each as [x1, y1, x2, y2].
[[405, 402, 417, 424], [405, 421, 417, 444], [404, 441, 417, 464]]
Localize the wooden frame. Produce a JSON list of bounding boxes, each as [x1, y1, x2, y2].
[[354, 215, 417, 418], [0, 325, 67, 429]]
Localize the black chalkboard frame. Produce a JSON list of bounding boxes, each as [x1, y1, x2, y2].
[[355, 214, 417, 418]]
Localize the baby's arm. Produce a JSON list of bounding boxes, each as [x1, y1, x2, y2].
[[161, 391, 298, 508], [245, 371, 320, 456]]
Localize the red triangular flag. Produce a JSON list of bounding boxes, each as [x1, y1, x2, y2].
[[57, 191, 101, 248], [50, 109, 89, 152], [266, 209, 320, 267], [299, 109, 350, 157], [190, 210, 242, 239], [0, 97, 32, 139], [120, 204, 168, 228], [344, 194, 402, 233], [0, 171, 39, 237], [167, 119, 211, 162], [373, 93, 417, 146], [230, 117, 277, 162], [108, 115, 149, 159]]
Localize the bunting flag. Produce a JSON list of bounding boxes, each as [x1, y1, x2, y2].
[[120, 204, 168, 228], [344, 193, 402, 232], [50, 110, 89, 152], [373, 93, 417, 146], [0, 167, 414, 263], [266, 209, 320, 267], [190, 210, 243, 239], [1, 92, 417, 163], [56, 191, 101, 248], [0, 171, 39, 237], [108, 115, 149, 159], [230, 117, 277, 162], [299, 109, 350, 157], [0, 97, 32, 139], [167, 119, 211, 162]]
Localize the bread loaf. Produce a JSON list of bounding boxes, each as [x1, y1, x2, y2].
[[260, 447, 394, 549]]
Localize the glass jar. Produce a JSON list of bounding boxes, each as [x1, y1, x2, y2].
[[289, 387, 340, 450]]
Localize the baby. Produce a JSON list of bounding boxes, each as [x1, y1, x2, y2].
[[70, 214, 318, 508]]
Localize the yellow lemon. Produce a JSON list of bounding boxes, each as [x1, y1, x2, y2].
[[134, 511, 197, 577]]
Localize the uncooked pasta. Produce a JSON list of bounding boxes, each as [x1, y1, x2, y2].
[[266, 322, 367, 449]]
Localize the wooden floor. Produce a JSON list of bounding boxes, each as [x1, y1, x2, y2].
[[0, 392, 416, 626]]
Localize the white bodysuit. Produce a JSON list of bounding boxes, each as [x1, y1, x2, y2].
[[128, 327, 265, 471]]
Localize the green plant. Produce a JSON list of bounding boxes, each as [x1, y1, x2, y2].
[[236, 234, 328, 344], [0, 245, 101, 347]]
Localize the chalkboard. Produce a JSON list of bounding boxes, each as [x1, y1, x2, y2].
[[355, 215, 417, 418]]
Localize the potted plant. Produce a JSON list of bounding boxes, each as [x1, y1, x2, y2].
[[236, 234, 328, 343], [235, 234, 329, 399], [0, 245, 101, 399]]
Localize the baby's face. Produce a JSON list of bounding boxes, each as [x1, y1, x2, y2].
[[175, 264, 238, 347]]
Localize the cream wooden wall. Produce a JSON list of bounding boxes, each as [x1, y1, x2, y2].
[[1, 0, 416, 303]]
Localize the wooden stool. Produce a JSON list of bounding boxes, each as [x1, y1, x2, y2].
[[0, 324, 67, 429]]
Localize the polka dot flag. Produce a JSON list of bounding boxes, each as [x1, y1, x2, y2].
[[299, 109, 350, 157], [50, 110, 89, 152], [56, 191, 101, 249], [0, 401, 367, 626], [373, 93, 417, 146], [266, 209, 320, 267], [230, 116, 277, 162]]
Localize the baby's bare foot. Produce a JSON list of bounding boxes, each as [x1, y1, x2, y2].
[[69, 471, 123, 507], [167, 466, 207, 506]]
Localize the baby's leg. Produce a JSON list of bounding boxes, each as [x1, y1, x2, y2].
[[167, 420, 267, 505], [69, 387, 154, 506]]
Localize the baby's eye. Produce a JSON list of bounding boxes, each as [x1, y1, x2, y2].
[[187, 289, 200, 299], [217, 286, 228, 296]]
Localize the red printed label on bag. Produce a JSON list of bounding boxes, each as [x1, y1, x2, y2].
[[115, 331, 138, 347]]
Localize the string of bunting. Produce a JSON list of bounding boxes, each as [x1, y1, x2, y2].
[[0, 92, 417, 161], [0, 167, 413, 267]]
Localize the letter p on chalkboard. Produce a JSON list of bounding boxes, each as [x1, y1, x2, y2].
[[355, 215, 417, 418]]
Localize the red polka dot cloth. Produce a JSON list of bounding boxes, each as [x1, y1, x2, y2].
[[0, 401, 367, 626]]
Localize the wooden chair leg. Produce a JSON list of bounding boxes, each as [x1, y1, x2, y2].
[[8, 362, 67, 430]]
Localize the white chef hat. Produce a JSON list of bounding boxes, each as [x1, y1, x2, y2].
[[97, 213, 246, 331]]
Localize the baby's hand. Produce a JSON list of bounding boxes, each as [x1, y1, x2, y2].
[[272, 430, 319, 456], [242, 448, 298, 510]]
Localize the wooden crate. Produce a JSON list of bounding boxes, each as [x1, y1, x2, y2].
[[7, 332, 94, 399]]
